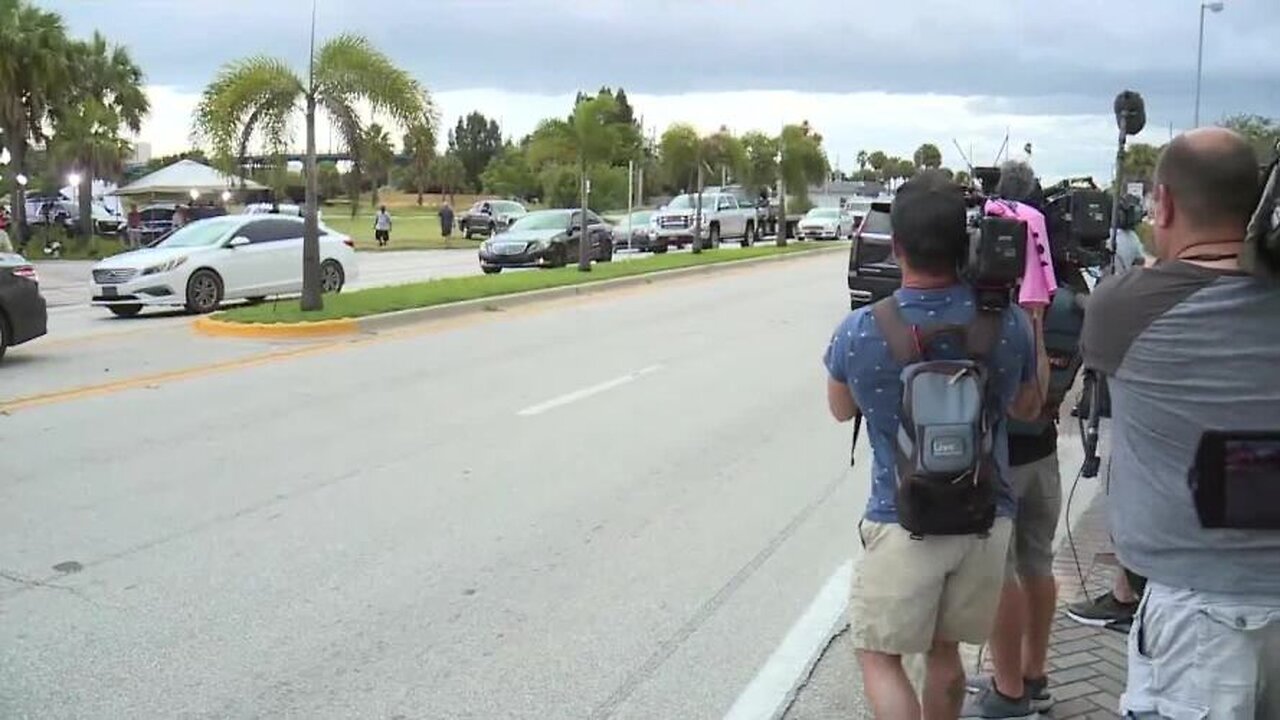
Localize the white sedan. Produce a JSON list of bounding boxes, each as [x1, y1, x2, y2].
[[89, 214, 357, 316], [797, 207, 855, 240]]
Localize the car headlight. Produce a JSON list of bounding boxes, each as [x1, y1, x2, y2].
[[142, 256, 187, 275]]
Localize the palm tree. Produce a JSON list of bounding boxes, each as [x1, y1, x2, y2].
[[362, 123, 393, 209], [54, 31, 148, 237], [403, 124, 435, 206], [856, 149, 868, 171], [194, 34, 433, 311], [0, 0, 70, 244]]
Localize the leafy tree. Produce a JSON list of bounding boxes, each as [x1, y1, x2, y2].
[[1, 0, 70, 241], [867, 151, 888, 176], [659, 123, 701, 193], [702, 126, 746, 185], [194, 34, 432, 311], [481, 144, 538, 200], [362, 123, 394, 208], [51, 31, 148, 237], [430, 152, 466, 204], [524, 118, 576, 171], [912, 142, 943, 169], [856, 149, 869, 171], [778, 121, 829, 213], [567, 93, 627, 269], [741, 131, 779, 196], [403, 124, 435, 206], [851, 168, 879, 182], [448, 111, 503, 192], [937, 167, 955, 181], [955, 169, 972, 188], [1220, 114, 1280, 160], [317, 161, 342, 201], [1121, 142, 1162, 185]]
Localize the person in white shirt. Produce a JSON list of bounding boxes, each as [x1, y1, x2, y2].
[[374, 205, 392, 247]]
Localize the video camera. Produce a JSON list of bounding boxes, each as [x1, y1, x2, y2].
[[1041, 179, 1114, 269], [957, 166, 1029, 311]]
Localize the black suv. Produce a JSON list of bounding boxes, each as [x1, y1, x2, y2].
[[847, 201, 899, 309]]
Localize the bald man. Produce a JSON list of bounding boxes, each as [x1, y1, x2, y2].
[[1081, 128, 1280, 718]]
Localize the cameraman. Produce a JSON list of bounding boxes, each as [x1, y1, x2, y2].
[[1081, 128, 1280, 718], [963, 161, 1078, 717], [824, 170, 1048, 719]]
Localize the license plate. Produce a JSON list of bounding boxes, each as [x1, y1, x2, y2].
[[102, 286, 118, 297]]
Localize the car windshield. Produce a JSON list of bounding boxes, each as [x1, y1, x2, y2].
[[509, 211, 570, 231], [623, 211, 653, 224], [861, 210, 893, 235], [666, 194, 711, 210], [155, 217, 239, 248], [807, 209, 839, 219]]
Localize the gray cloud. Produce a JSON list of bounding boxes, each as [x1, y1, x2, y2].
[[44, 0, 1280, 124]]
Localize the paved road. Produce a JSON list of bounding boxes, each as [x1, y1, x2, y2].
[[1, 249, 869, 719]]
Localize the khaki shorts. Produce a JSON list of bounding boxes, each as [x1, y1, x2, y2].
[[850, 518, 1012, 655], [1006, 452, 1062, 579]]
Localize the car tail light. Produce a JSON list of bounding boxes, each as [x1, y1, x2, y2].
[[343, 238, 355, 249], [11, 265, 38, 282]]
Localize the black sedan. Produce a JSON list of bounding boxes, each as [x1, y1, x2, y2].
[[478, 209, 613, 274], [0, 253, 48, 362]]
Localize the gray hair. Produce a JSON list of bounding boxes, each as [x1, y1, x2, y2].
[[994, 160, 1038, 203]]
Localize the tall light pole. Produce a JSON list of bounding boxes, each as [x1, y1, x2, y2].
[[1194, 1, 1225, 128]]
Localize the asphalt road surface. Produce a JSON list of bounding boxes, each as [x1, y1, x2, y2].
[[1, 248, 870, 719]]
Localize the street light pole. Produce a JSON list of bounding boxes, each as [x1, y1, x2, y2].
[[1194, 1, 1225, 128]]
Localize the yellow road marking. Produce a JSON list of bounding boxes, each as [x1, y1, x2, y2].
[[1, 251, 836, 414]]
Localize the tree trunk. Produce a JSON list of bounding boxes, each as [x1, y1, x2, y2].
[[79, 167, 94, 239], [776, 174, 788, 248], [301, 96, 323, 312], [577, 155, 591, 272], [416, 181, 423, 206], [7, 123, 27, 248]]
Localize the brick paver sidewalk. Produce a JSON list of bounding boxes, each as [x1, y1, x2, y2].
[[982, 491, 1131, 718]]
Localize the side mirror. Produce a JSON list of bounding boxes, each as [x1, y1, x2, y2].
[[227, 236, 251, 248]]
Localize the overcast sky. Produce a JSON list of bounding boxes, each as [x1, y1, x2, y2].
[[42, 0, 1280, 181]]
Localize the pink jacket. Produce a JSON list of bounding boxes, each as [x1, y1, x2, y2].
[[984, 199, 1056, 306]]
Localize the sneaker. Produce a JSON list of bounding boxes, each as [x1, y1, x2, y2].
[[966, 675, 1052, 713], [1065, 591, 1137, 629], [959, 680, 1037, 719]]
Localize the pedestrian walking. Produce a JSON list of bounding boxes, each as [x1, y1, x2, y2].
[[439, 202, 454, 245], [374, 205, 392, 247]]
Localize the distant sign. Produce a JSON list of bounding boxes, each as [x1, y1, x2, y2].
[[1126, 182, 1145, 200]]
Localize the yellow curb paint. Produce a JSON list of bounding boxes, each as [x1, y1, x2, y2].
[[192, 315, 359, 339]]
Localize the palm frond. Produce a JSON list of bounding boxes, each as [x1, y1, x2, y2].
[[192, 56, 303, 163], [313, 34, 433, 131]]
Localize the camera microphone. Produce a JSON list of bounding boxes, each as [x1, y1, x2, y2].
[[1114, 91, 1147, 137]]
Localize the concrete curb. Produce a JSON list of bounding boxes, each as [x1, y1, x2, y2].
[[193, 243, 847, 340]]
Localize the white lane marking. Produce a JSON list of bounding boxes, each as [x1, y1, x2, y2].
[[516, 364, 663, 417], [723, 560, 854, 720]]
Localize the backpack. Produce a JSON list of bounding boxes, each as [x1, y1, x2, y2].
[[870, 297, 1003, 536]]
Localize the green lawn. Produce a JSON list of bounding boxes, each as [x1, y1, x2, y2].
[[219, 243, 832, 324], [18, 228, 129, 260], [323, 210, 476, 251]]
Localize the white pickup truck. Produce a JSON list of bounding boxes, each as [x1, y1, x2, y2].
[[648, 192, 758, 253]]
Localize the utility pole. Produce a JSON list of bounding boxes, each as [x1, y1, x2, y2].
[[625, 160, 634, 251], [578, 152, 591, 271], [1195, 2, 1225, 127], [693, 160, 704, 254], [775, 132, 787, 247]]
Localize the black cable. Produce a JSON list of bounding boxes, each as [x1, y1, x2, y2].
[[1064, 462, 1090, 605]]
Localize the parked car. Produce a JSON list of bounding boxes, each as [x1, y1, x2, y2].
[[611, 210, 655, 251], [797, 207, 855, 240], [243, 202, 310, 217], [0, 252, 48, 362], [477, 209, 612, 274], [847, 201, 898, 309], [459, 200, 528, 239], [650, 192, 757, 252], [89, 214, 357, 316]]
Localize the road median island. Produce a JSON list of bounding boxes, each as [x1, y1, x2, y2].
[[196, 242, 846, 338]]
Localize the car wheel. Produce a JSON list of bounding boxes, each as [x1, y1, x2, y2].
[[108, 304, 143, 318], [652, 243, 668, 255], [549, 244, 567, 268], [598, 238, 613, 262], [707, 224, 720, 249], [482, 266, 501, 275], [741, 222, 754, 247], [185, 269, 223, 314], [320, 259, 345, 294], [0, 311, 9, 363]]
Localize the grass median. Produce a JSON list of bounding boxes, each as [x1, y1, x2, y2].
[[218, 242, 835, 324]]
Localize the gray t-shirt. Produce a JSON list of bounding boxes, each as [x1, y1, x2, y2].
[[1082, 261, 1280, 595]]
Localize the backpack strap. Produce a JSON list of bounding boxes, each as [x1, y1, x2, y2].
[[965, 309, 1003, 361], [871, 297, 920, 364]]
